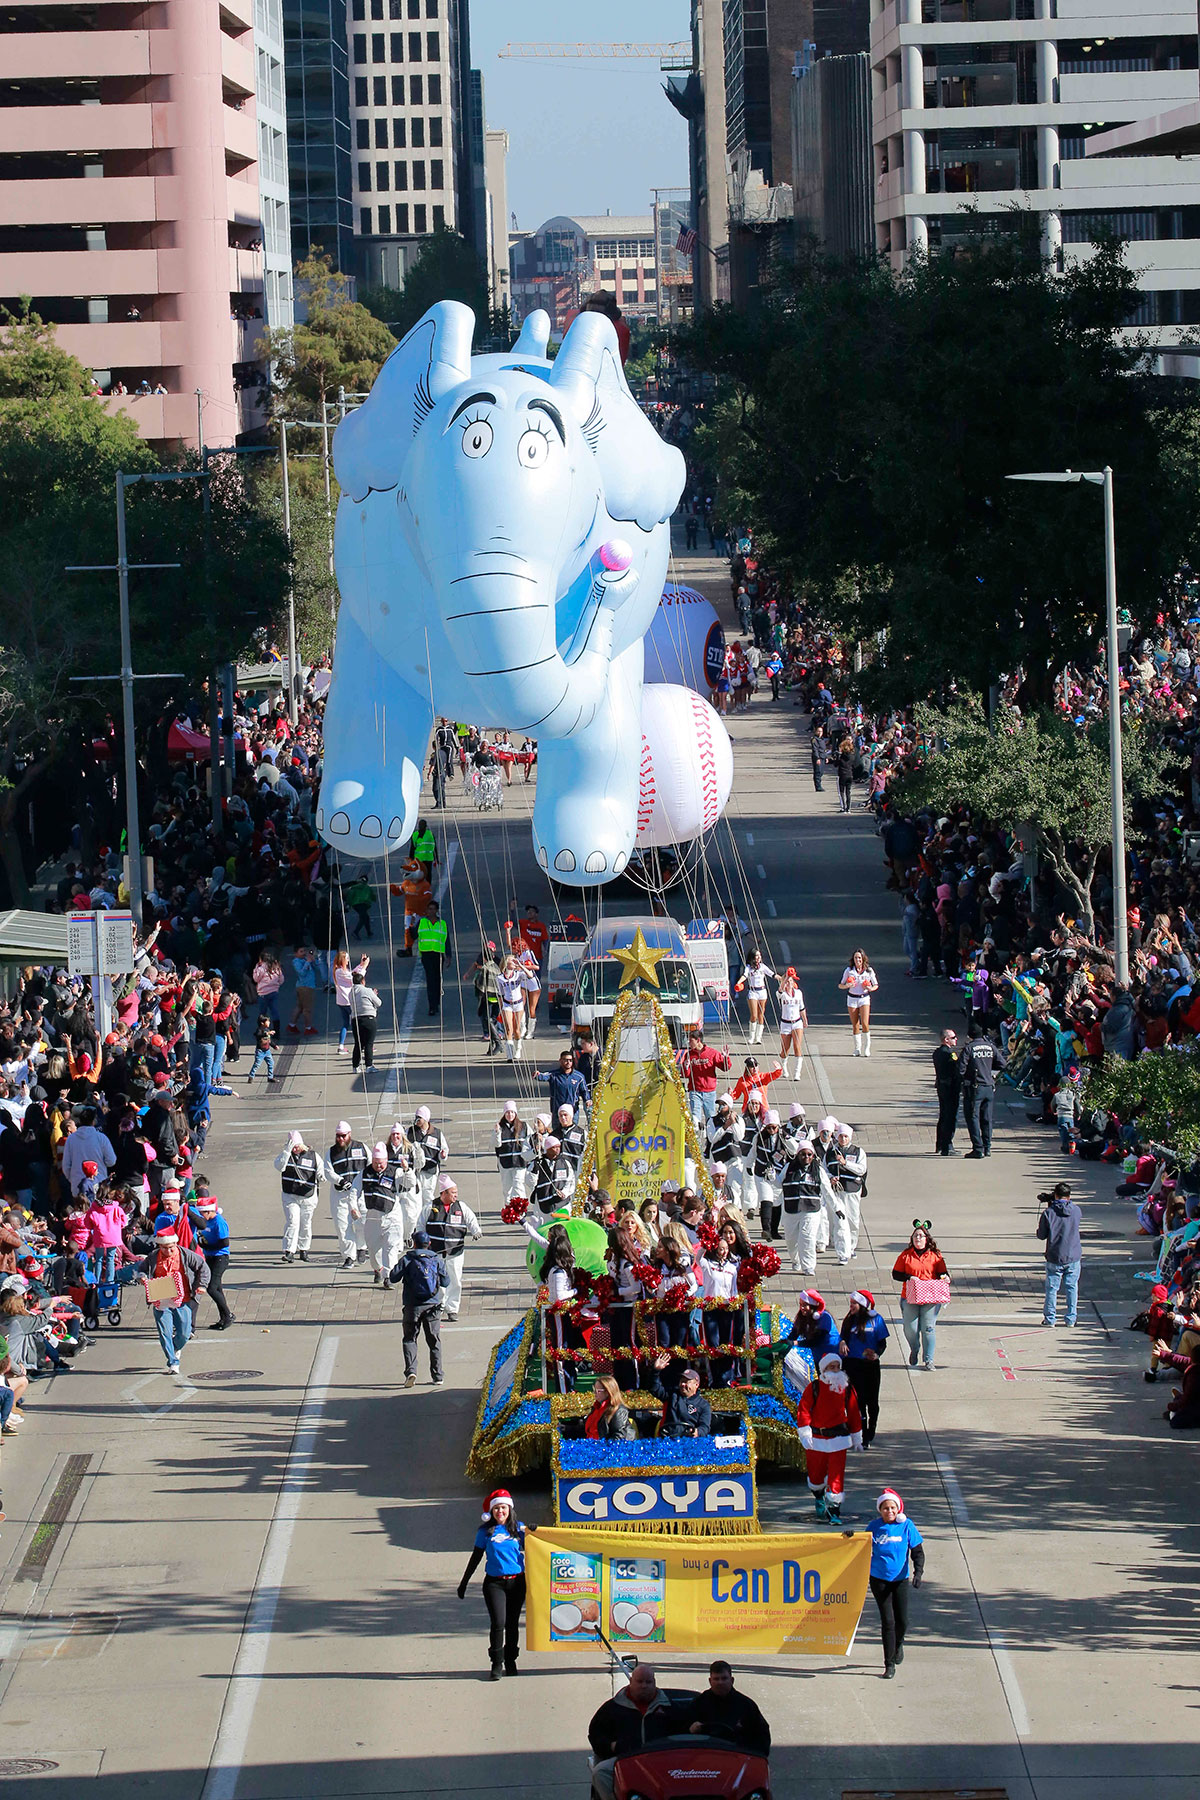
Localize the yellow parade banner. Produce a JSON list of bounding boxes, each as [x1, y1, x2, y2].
[[526, 1526, 871, 1656], [592, 1050, 689, 1205]]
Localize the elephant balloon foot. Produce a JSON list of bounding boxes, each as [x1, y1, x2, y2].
[[317, 612, 432, 858], [531, 797, 635, 884]]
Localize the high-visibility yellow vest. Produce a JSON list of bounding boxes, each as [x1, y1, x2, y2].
[[417, 917, 447, 954], [413, 829, 436, 861]]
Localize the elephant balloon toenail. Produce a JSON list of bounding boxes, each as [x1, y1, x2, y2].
[[613, 853, 628, 874], [359, 815, 382, 838], [554, 850, 576, 872], [329, 812, 351, 835], [387, 817, 405, 839], [584, 852, 607, 874]]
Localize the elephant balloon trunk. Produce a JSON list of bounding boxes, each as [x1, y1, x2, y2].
[[436, 553, 638, 738]]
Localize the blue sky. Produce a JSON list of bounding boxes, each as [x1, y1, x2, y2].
[[470, 0, 690, 228]]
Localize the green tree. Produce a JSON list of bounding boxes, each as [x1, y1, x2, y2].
[[264, 251, 395, 418], [679, 230, 1200, 701], [359, 226, 490, 341], [0, 307, 291, 901], [888, 699, 1175, 935], [1087, 1046, 1200, 1160]]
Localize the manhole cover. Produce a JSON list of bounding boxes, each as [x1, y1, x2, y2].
[[0, 1760, 60, 1774], [189, 1370, 263, 1383]]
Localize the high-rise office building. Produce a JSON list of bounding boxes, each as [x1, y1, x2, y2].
[[0, 0, 274, 448], [723, 0, 810, 302], [665, 0, 731, 306], [345, 0, 475, 291], [255, 0, 295, 333], [484, 127, 510, 312], [870, 0, 1200, 358], [284, 0, 355, 274], [792, 50, 874, 258]]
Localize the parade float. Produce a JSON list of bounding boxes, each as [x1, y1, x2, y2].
[[467, 931, 811, 1536]]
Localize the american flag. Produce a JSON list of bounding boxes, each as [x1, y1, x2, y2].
[[676, 225, 697, 257]]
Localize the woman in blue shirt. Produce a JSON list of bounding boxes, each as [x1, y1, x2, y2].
[[869, 1488, 925, 1678], [457, 1489, 535, 1679], [839, 1290, 889, 1447]]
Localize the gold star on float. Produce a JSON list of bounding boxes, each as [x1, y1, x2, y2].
[[610, 928, 668, 990]]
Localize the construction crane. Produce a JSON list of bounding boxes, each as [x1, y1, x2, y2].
[[498, 41, 692, 71]]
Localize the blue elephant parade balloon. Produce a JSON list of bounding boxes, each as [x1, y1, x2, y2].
[[315, 303, 687, 885]]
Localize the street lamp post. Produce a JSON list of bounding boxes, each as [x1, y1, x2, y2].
[[279, 417, 299, 725], [1007, 466, 1129, 986]]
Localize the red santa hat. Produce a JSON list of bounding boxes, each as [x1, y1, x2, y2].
[[851, 1289, 874, 1310], [799, 1288, 824, 1310], [482, 1488, 514, 1522], [877, 1488, 904, 1515]]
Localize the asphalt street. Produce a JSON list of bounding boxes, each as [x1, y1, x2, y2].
[[0, 531, 1191, 1800]]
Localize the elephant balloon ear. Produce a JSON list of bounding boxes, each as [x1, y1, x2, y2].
[[550, 312, 685, 534], [334, 301, 474, 501], [511, 310, 551, 359]]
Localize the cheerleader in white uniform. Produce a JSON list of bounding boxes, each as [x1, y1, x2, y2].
[[735, 948, 777, 1045], [778, 967, 809, 1079]]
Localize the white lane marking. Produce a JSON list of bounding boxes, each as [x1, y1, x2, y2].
[[933, 1450, 970, 1526], [765, 898, 777, 918], [201, 1335, 340, 1800], [755, 863, 766, 880], [807, 1044, 836, 1112], [745, 832, 755, 847], [991, 1637, 1031, 1737], [121, 1370, 199, 1419], [933, 1449, 1029, 1738], [383, 844, 458, 1096], [778, 939, 792, 963]]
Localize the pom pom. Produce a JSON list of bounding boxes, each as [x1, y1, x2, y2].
[[751, 1244, 782, 1281], [500, 1195, 528, 1225], [632, 1260, 661, 1293], [593, 1274, 618, 1311], [736, 1262, 759, 1295], [697, 1220, 720, 1254]]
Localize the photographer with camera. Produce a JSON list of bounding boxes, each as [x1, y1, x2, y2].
[[1037, 1182, 1082, 1327]]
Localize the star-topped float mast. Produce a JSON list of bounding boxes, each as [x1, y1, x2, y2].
[[609, 926, 669, 993]]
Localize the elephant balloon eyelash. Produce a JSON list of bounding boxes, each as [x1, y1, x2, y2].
[[459, 408, 492, 431], [582, 397, 604, 452], [413, 373, 434, 435]]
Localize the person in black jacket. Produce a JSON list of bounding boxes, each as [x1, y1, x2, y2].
[[588, 1665, 679, 1800], [688, 1662, 770, 1755], [931, 1028, 962, 1157], [961, 1021, 1006, 1158], [649, 1354, 712, 1436]]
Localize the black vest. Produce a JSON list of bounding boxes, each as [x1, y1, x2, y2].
[[328, 1139, 368, 1185], [425, 1198, 467, 1256], [751, 1129, 784, 1178], [362, 1167, 401, 1213], [408, 1125, 444, 1172], [781, 1158, 823, 1213], [496, 1120, 528, 1169], [281, 1150, 318, 1197]]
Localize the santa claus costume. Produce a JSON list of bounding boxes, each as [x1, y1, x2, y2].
[[796, 1352, 863, 1521]]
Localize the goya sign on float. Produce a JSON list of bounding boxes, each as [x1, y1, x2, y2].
[[526, 1527, 871, 1656], [594, 1059, 687, 1205], [557, 1472, 753, 1525]]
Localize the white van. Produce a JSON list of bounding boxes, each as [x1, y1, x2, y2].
[[572, 916, 706, 1046]]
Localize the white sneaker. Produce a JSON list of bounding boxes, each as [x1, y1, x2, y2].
[[168, 1361, 180, 1375]]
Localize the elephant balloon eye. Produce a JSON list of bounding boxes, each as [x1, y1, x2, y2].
[[517, 427, 551, 470], [461, 417, 494, 459]]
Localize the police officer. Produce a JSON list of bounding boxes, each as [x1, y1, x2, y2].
[[962, 1021, 1006, 1159], [494, 1101, 530, 1204], [273, 1130, 329, 1264], [747, 1108, 787, 1242], [420, 1173, 482, 1320], [418, 901, 450, 1017], [780, 1136, 834, 1278], [361, 1141, 409, 1284], [932, 1027, 963, 1157], [327, 1120, 368, 1268], [706, 1094, 746, 1209], [408, 1105, 449, 1206]]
